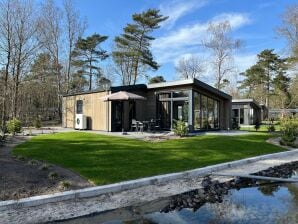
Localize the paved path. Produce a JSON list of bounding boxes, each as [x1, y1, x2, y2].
[[1, 149, 298, 224]]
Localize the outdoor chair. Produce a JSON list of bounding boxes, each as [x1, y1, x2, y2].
[[137, 121, 144, 133], [154, 119, 161, 131], [131, 119, 138, 132]]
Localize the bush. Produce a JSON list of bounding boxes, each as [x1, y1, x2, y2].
[[255, 122, 260, 131], [267, 124, 275, 132], [48, 172, 59, 180], [39, 163, 50, 171], [33, 118, 42, 128], [6, 119, 22, 135], [173, 120, 188, 137], [28, 159, 39, 166], [280, 117, 298, 146], [59, 181, 71, 190], [232, 119, 240, 130]]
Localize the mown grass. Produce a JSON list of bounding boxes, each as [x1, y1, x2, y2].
[[13, 132, 285, 185], [240, 124, 281, 132]]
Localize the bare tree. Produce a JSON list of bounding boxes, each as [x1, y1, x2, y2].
[[11, 0, 40, 118], [175, 55, 205, 80], [0, 0, 14, 129], [112, 52, 135, 85], [37, 0, 63, 120], [63, 0, 86, 93], [203, 21, 240, 89], [277, 3, 298, 59]]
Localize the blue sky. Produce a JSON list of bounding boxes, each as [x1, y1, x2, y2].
[[71, 0, 296, 85]]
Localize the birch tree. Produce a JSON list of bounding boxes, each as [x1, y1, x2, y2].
[[175, 55, 205, 80], [204, 21, 240, 90]]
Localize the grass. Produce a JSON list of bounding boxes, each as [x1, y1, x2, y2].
[[240, 124, 281, 132], [13, 132, 286, 185]]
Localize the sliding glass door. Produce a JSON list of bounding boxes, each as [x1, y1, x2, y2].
[[156, 91, 190, 130], [194, 91, 220, 130]]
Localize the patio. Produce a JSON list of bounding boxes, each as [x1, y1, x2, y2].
[[21, 127, 251, 141]]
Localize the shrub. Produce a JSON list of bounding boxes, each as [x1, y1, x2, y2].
[[173, 120, 188, 137], [48, 172, 59, 180], [232, 119, 240, 130], [16, 155, 26, 161], [33, 118, 42, 128], [6, 119, 22, 135], [59, 181, 71, 190], [28, 159, 39, 166], [254, 122, 260, 132], [39, 163, 50, 171], [280, 117, 298, 146], [267, 124, 275, 132]]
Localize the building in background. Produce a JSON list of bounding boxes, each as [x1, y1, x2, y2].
[[232, 99, 263, 126]]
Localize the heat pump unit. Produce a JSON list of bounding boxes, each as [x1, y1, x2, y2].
[[75, 114, 87, 130]]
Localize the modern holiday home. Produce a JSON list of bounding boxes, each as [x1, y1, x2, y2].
[[62, 78, 232, 132], [231, 99, 263, 126]]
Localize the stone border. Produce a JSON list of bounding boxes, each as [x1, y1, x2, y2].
[[1, 149, 298, 211]]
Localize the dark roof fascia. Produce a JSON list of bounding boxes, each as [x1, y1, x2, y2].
[[232, 99, 261, 109], [193, 79, 232, 100], [111, 84, 147, 92]]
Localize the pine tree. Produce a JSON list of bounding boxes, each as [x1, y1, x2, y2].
[[113, 9, 168, 85], [72, 34, 108, 90], [240, 49, 290, 109]]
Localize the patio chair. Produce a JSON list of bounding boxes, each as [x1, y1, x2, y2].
[[137, 121, 144, 133], [151, 119, 161, 132], [131, 119, 138, 132]]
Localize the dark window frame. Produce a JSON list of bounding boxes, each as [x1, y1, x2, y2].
[[76, 100, 83, 114]]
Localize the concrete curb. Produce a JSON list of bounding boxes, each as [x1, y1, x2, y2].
[[1, 149, 298, 211]]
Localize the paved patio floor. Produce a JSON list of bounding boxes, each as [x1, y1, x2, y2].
[[21, 127, 252, 140]]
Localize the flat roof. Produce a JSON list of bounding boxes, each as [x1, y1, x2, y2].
[[63, 78, 231, 100], [232, 99, 261, 108], [148, 78, 231, 100]]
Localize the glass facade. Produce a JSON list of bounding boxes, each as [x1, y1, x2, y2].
[[194, 92, 201, 129], [193, 91, 220, 130], [157, 91, 190, 129], [156, 90, 220, 131]]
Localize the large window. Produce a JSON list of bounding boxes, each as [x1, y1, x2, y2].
[[240, 108, 244, 124], [201, 95, 208, 129], [156, 91, 190, 129], [194, 91, 220, 130], [208, 99, 215, 129], [214, 101, 219, 128], [76, 100, 83, 114], [194, 92, 201, 129]]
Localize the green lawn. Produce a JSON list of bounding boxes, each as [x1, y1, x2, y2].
[[240, 124, 281, 132], [13, 132, 285, 185]]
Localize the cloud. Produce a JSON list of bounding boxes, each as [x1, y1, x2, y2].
[[212, 13, 251, 29], [153, 13, 251, 64], [159, 0, 208, 29], [234, 53, 257, 74]]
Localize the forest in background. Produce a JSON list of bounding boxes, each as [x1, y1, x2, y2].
[[0, 0, 297, 130]]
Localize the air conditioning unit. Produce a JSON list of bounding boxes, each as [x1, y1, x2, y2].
[[75, 114, 87, 130]]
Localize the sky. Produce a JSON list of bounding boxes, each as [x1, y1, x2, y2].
[[70, 0, 296, 85]]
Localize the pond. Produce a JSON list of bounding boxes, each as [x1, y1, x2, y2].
[[58, 168, 298, 224]]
